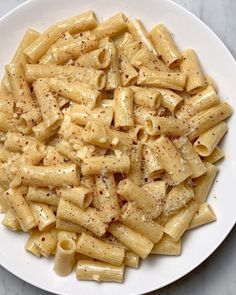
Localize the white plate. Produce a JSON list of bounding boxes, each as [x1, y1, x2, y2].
[[0, 0, 236, 294]]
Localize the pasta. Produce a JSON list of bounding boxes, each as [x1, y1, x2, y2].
[[113, 87, 134, 128], [149, 136, 192, 185], [120, 202, 164, 243], [137, 67, 187, 91], [54, 238, 76, 276], [180, 49, 205, 93], [0, 11, 232, 284], [188, 203, 216, 230], [128, 19, 158, 56], [149, 24, 182, 68], [76, 260, 124, 283], [76, 233, 125, 265], [95, 173, 120, 222], [151, 235, 181, 256], [194, 122, 228, 157]]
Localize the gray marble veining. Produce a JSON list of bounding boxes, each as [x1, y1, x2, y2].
[[0, 1, 235, 295]]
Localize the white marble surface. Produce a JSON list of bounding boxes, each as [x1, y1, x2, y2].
[[0, 0, 236, 294]]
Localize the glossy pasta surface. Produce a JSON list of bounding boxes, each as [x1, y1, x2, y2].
[[0, 10, 232, 284]]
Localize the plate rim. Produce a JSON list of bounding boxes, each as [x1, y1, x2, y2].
[[0, 0, 235, 294]]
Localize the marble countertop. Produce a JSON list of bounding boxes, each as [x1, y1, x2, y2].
[[0, 0, 236, 294]]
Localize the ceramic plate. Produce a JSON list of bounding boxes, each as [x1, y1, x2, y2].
[[0, 0, 236, 294]]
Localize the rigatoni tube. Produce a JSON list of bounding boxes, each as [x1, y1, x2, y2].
[[52, 33, 98, 64], [25, 64, 106, 89], [5, 63, 41, 124], [145, 115, 189, 136], [188, 102, 232, 140], [151, 235, 181, 255], [134, 105, 156, 126], [108, 222, 154, 259], [18, 164, 79, 187], [54, 238, 76, 276], [176, 86, 220, 119], [32, 121, 59, 142], [81, 154, 130, 176], [4, 132, 36, 152], [93, 12, 128, 39], [114, 87, 134, 128], [119, 57, 138, 86], [76, 233, 125, 266], [120, 202, 164, 243], [95, 173, 120, 222], [101, 41, 121, 91], [23, 142, 45, 166], [57, 199, 107, 237], [137, 67, 186, 91], [71, 104, 113, 126], [2, 210, 21, 231], [188, 203, 216, 230], [128, 19, 158, 56], [180, 49, 205, 93], [77, 48, 111, 69], [193, 163, 218, 204], [158, 88, 183, 113], [30, 202, 56, 231], [131, 86, 161, 109], [24, 26, 62, 63], [129, 125, 148, 143], [194, 122, 228, 157], [48, 77, 101, 108], [4, 189, 37, 232], [56, 187, 93, 209], [203, 146, 224, 164], [143, 183, 167, 217], [117, 179, 159, 218], [124, 252, 139, 268], [126, 143, 143, 185], [161, 183, 194, 217], [26, 187, 59, 206], [39, 31, 74, 64], [76, 260, 124, 283], [173, 137, 206, 178], [143, 145, 164, 178], [150, 136, 192, 185], [82, 121, 132, 151], [34, 78, 62, 128], [164, 201, 199, 241], [149, 24, 182, 68], [36, 228, 58, 257], [25, 230, 41, 257], [130, 47, 168, 71], [56, 11, 97, 34], [56, 218, 91, 235]]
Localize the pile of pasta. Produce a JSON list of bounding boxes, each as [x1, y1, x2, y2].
[[0, 11, 233, 283]]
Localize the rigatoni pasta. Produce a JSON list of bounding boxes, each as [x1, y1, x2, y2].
[[149, 24, 182, 68], [76, 260, 124, 283], [54, 238, 76, 276], [128, 19, 158, 56], [76, 233, 125, 266], [180, 49, 205, 93], [95, 173, 120, 222], [150, 135, 192, 185], [137, 67, 187, 91], [0, 11, 232, 284], [108, 222, 154, 259], [113, 87, 134, 128], [194, 121, 228, 157], [151, 235, 181, 256]]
